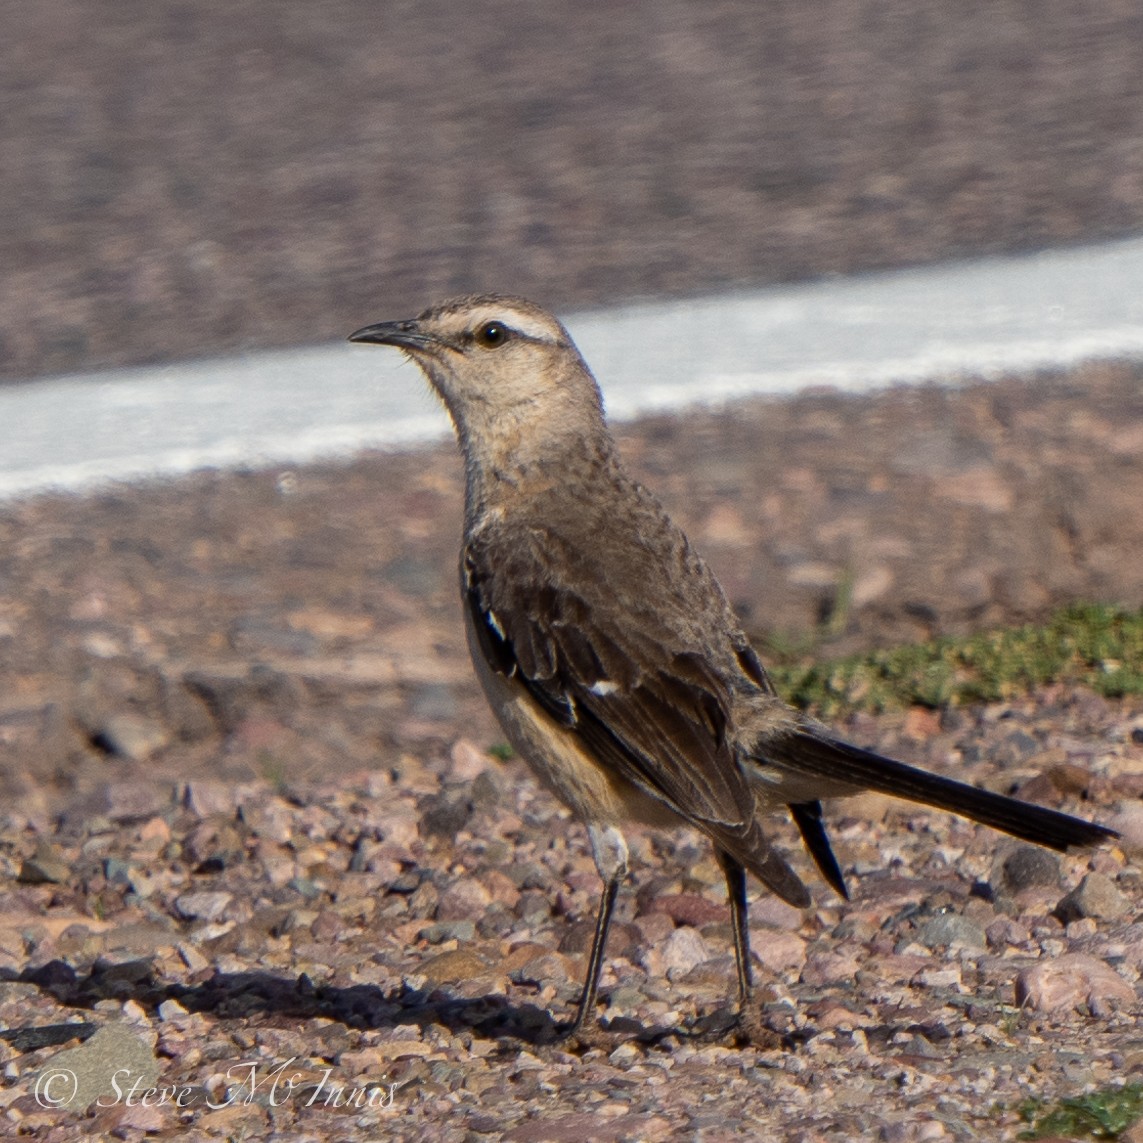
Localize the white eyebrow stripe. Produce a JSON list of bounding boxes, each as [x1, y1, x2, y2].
[[471, 310, 558, 343]]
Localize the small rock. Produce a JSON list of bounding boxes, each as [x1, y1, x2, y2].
[[157, 999, 188, 1021], [435, 878, 492, 921], [991, 845, 1060, 896], [1066, 917, 1099, 940], [864, 953, 931, 983], [912, 965, 962, 989], [837, 791, 896, 828], [447, 738, 491, 781], [634, 912, 675, 945], [18, 841, 71, 885], [1016, 953, 1135, 1014], [937, 466, 1013, 513], [375, 805, 419, 850], [609, 1040, 644, 1066], [508, 950, 573, 986], [661, 926, 711, 976], [916, 913, 986, 951], [30, 1024, 159, 1111], [93, 713, 170, 762], [103, 782, 173, 822], [173, 891, 233, 922], [985, 917, 1030, 950], [1046, 762, 1099, 797], [647, 893, 725, 927], [800, 950, 863, 986], [751, 930, 807, 974], [470, 769, 503, 810], [418, 919, 476, 944], [420, 791, 473, 838], [700, 503, 750, 547], [183, 819, 245, 871], [418, 947, 492, 986], [182, 781, 238, 818], [903, 707, 942, 741], [852, 564, 894, 607], [482, 869, 521, 909], [119, 1103, 166, 1133], [178, 943, 210, 973], [1055, 872, 1131, 923], [749, 896, 807, 931], [1108, 804, 1143, 857]]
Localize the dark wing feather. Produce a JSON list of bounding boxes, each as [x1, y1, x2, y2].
[[464, 534, 749, 827], [463, 530, 810, 906]]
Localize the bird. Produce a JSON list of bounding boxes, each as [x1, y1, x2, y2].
[[349, 294, 1117, 1035]]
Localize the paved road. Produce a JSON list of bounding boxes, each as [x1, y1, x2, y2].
[[4, 236, 1143, 500]]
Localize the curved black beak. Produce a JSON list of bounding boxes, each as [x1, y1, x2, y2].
[[347, 319, 436, 351]]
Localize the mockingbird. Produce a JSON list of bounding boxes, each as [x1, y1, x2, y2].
[[349, 294, 1116, 1034]]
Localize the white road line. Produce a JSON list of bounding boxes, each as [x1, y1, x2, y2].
[[4, 236, 1143, 500]]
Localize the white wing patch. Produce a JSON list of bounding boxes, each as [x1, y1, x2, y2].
[[486, 608, 506, 639], [588, 679, 619, 697]]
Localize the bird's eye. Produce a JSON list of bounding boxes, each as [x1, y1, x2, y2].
[[474, 321, 509, 348]]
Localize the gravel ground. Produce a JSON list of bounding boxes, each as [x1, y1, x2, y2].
[[7, 7, 1143, 1132], [1, 362, 1142, 1139], [6, 0, 1143, 380]]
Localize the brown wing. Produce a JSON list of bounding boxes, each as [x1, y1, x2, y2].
[[463, 524, 811, 906]]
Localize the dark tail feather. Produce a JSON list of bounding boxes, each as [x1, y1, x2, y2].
[[790, 800, 849, 899], [762, 729, 1117, 854]]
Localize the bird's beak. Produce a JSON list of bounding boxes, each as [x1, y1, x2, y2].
[[347, 319, 437, 352]]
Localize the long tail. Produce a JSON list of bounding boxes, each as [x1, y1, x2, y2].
[[760, 728, 1117, 853]]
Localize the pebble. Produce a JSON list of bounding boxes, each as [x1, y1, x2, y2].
[[752, 930, 808, 974], [29, 1024, 159, 1111], [507, 950, 573, 986], [418, 947, 492, 986], [172, 891, 233, 922], [990, 844, 1060, 896], [92, 712, 171, 762], [17, 842, 71, 885], [647, 892, 726, 927], [182, 780, 240, 819], [435, 877, 492, 921], [1015, 953, 1136, 1014], [1055, 872, 1131, 923], [749, 897, 807, 932], [1108, 804, 1143, 856], [660, 927, 712, 976], [447, 737, 492, 781], [418, 919, 476, 944], [800, 950, 863, 986], [916, 913, 987, 951]]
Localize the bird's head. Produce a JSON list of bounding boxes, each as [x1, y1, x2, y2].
[[349, 295, 607, 476]]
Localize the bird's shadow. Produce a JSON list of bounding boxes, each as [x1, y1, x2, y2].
[[2, 957, 788, 1056], [4, 957, 564, 1050]]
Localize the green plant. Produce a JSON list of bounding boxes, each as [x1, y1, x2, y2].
[[1018, 1083, 1143, 1139], [762, 602, 1143, 717]]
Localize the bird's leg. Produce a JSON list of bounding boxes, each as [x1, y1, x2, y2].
[[715, 848, 752, 1011], [566, 824, 628, 1034]]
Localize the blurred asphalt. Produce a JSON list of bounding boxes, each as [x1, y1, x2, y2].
[[5, 2, 1143, 380]]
